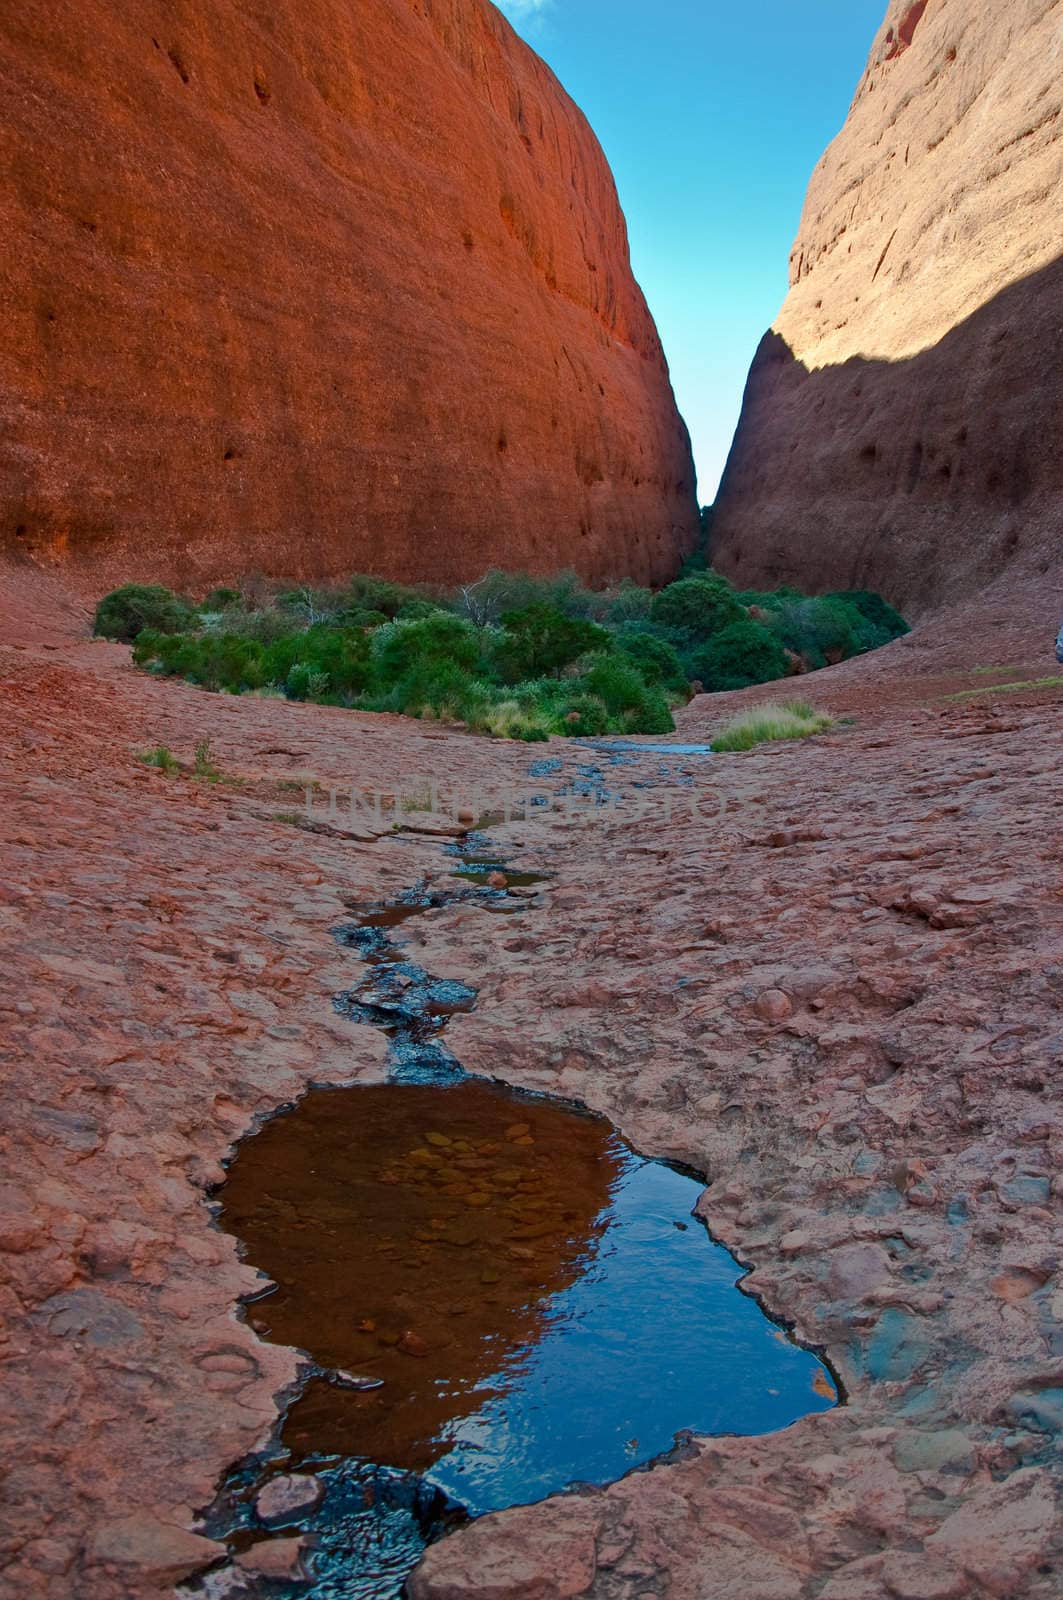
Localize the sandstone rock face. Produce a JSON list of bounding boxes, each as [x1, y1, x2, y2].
[[0, 0, 698, 589], [712, 0, 1063, 615]]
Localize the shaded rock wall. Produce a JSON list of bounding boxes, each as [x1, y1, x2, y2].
[[712, 0, 1063, 614], [0, 0, 698, 590]]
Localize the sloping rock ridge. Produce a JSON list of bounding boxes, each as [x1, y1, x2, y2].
[[0, 0, 698, 589], [712, 0, 1063, 614]]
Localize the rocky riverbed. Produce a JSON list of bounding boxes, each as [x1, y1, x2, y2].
[[0, 565, 1060, 1598]]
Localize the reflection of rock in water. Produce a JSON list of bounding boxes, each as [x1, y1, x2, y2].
[[218, 1079, 623, 1474]]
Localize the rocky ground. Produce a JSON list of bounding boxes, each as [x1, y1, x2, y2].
[[1, 561, 1060, 1598]]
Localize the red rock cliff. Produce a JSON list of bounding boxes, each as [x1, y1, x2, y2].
[[712, 0, 1063, 614], [0, 0, 698, 589]]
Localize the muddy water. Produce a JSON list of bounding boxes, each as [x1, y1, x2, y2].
[[211, 1079, 836, 1596]]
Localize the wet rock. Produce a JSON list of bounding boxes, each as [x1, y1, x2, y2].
[[255, 1473, 324, 1525], [236, 1536, 308, 1580]]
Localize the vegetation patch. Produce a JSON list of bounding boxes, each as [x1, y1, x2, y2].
[[710, 700, 834, 753], [138, 743, 180, 773], [100, 566, 907, 741], [944, 675, 1063, 703]]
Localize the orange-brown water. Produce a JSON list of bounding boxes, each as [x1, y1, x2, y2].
[[220, 1080, 621, 1474]]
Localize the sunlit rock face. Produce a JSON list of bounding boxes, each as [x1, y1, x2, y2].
[[0, 0, 698, 589], [712, 0, 1063, 614]]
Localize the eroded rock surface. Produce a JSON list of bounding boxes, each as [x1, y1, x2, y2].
[[0, 563, 1060, 1596], [712, 0, 1063, 613], [0, 0, 697, 588]]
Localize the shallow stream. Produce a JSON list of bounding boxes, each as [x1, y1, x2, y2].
[[196, 831, 836, 1597]]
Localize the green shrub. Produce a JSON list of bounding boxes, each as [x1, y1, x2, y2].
[[580, 654, 649, 714], [649, 574, 745, 641], [577, 655, 675, 734], [94, 584, 195, 643], [370, 614, 480, 692], [264, 625, 371, 700], [386, 660, 487, 720], [344, 576, 416, 618], [395, 598, 448, 622], [547, 691, 611, 737], [199, 587, 243, 613], [711, 700, 833, 752], [826, 590, 909, 642], [614, 627, 688, 693], [689, 619, 789, 691], [603, 579, 653, 624], [492, 604, 611, 683], [118, 565, 903, 743], [769, 597, 867, 669]]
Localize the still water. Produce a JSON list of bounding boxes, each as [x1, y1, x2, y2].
[[211, 1078, 835, 1595]]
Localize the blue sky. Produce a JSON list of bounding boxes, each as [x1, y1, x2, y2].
[[495, 0, 885, 501]]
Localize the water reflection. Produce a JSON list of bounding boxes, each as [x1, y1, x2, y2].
[[218, 1078, 835, 1525]]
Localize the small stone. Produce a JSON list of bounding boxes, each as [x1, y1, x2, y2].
[[333, 1370, 384, 1390], [754, 988, 793, 1022], [237, 1536, 308, 1580], [255, 1474, 324, 1525]]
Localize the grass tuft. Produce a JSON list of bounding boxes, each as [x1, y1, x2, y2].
[[945, 675, 1063, 703], [711, 700, 833, 753], [192, 739, 222, 781], [139, 744, 180, 774]]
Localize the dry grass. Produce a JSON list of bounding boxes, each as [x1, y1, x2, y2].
[[711, 699, 833, 753]]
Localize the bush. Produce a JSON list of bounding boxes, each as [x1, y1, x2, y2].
[[603, 580, 653, 624], [578, 655, 675, 734], [384, 660, 487, 720], [264, 625, 371, 700], [614, 627, 688, 693], [733, 585, 802, 610], [769, 596, 867, 669], [94, 584, 194, 643], [711, 700, 833, 752], [492, 604, 611, 683], [474, 700, 552, 742], [689, 620, 789, 691], [118, 565, 903, 743], [547, 691, 611, 737], [649, 574, 745, 641], [199, 587, 243, 613], [826, 590, 909, 642], [343, 576, 414, 618], [371, 613, 481, 686]]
